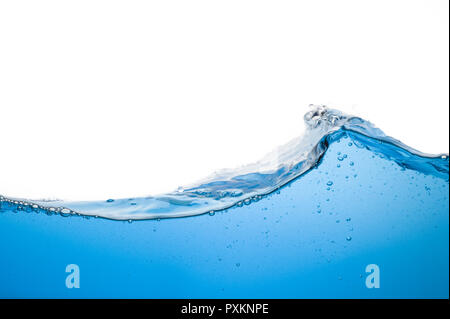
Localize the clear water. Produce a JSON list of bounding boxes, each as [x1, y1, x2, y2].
[[0, 106, 448, 298]]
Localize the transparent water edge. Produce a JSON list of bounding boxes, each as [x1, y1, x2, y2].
[[1, 106, 448, 220]]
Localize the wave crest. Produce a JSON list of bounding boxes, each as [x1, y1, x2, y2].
[[1, 105, 448, 220]]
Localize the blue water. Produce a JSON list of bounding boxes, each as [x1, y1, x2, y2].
[[0, 106, 448, 298]]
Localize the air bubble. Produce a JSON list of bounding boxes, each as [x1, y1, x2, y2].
[[60, 208, 71, 215]]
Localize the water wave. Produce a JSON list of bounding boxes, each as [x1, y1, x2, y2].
[[1, 105, 448, 220]]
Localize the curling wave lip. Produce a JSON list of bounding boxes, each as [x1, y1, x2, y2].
[[0, 105, 448, 220]]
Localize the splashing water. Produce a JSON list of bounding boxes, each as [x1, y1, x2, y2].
[[1, 105, 447, 220], [0, 105, 448, 298]]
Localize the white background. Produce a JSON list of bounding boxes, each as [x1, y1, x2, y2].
[[0, 0, 448, 200]]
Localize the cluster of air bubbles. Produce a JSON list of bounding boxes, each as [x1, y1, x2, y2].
[[334, 151, 355, 168], [231, 194, 265, 211], [337, 152, 348, 162], [188, 188, 245, 199], [325, 180, 334, 191], [0, 195, 78, 217], [304, 105, 347, 129]]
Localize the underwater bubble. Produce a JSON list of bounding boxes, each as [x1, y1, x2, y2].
[[209, 210, 215, 216], [128, 219, 133, 223], [236, 263, 241, 267], [349, 161, 354, 166], [327, 181, 333, 186], [346, 236, 352, 241], [338, 156, 344, 161], [106, 199, 114, 203], [346, 217, 351, 222]]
